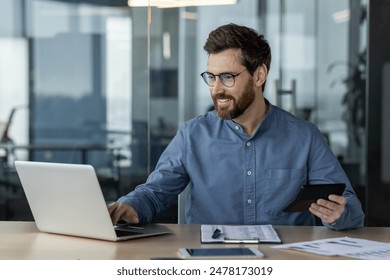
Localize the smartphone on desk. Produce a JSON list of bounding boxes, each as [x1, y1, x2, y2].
[[178, 247, 264, 259], [283, 183, 346, 212]]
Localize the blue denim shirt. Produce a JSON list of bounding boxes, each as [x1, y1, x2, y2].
[[118, 102, 365, 230]]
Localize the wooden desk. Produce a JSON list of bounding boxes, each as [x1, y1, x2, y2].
[[1, 222, 389, 260]]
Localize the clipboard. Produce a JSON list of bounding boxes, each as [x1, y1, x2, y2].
[[283, 183, 346, 212], [200, 224, 282, 244]]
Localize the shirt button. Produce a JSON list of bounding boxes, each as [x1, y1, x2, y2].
[[247, 171, 252, 175], [247, 199, 252, 204], [246, 142, 251, 147], [235, 125, 240, 130]]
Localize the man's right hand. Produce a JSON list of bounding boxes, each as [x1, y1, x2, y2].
[[108, 202, 139, 225]]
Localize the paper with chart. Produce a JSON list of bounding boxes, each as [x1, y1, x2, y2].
[[273, 236, 390, 259], [201, 224, 282, 243]]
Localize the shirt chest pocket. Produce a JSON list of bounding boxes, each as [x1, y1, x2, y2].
[[263, 168, 307, 216], [266, 168, 306, 181]]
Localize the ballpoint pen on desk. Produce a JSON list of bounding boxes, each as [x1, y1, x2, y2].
[[212, 228, 222, 239], [223, 238, 260, 244]]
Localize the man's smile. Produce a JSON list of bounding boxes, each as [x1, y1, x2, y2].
[[217, 97, 233, 103]]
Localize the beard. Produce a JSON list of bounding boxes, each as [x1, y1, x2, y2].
[[213, 81, 255, 120]]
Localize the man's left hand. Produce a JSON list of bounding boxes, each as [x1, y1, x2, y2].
[[309, 194, 346, 225]]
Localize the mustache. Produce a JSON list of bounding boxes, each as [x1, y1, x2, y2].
[[214, 93, 234, 99]]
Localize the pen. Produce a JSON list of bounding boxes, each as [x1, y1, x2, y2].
[[223, 238, 260, 244], [212, 228, 221, 239]]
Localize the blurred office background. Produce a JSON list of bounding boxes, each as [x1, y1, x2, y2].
[[0, 0, 389, 226]]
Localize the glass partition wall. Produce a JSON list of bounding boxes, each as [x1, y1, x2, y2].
[[0, 0, 365, 222]]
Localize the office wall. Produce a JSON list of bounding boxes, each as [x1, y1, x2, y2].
[[365, 0, 390, 226]]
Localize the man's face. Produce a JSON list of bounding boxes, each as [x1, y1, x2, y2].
[[212, 78, 255, 120], [207, 49, 255, 120]]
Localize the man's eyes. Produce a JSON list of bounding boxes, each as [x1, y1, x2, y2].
[[222, 74, 234, 79]]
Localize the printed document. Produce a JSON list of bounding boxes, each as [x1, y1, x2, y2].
[[273, 236, 390, 259], [201, 224, 281, 244]]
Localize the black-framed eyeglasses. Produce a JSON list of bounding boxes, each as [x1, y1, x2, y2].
[[200, 68, 247, 87]]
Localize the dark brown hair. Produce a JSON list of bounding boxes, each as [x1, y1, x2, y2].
[[203, 23, 271, 90]]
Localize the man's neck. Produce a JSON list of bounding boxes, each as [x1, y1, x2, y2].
[[233, 97, 268, 136]]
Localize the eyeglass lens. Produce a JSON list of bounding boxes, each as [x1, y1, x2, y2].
[[201, 69, 246, 87], [201, 73, 236, 87]]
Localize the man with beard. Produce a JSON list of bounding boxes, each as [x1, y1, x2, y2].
[[109, 23, 364, 230]]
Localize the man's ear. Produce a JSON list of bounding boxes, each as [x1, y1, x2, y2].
[[255, 64, 268, 87]]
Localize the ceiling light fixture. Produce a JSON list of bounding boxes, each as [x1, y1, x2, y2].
[[332, 9, 350, 24], [127, 0, 237, 8]]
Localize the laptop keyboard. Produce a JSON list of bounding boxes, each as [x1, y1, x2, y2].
[[115, 229, 143, 237]]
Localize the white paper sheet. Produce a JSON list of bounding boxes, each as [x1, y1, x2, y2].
[[273, 236, 390, 259], [201, 224, 281, 243]]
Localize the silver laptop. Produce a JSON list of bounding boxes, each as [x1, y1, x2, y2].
[[14, 160, 171, 241]]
